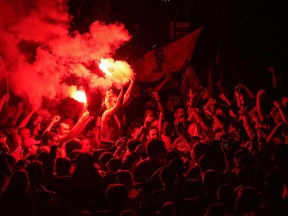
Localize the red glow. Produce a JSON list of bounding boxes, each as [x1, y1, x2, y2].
[[70, 86, 87, 104], [98, 58, 133, 84], [99, 58, 113, 76], [0, 0, 131, 107]]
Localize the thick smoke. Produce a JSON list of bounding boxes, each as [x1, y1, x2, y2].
[[0, 0, 132, 107]]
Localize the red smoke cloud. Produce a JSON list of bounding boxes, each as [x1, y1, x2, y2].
[[0, 0, 132, 107]]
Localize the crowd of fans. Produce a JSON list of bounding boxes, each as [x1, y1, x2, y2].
[[0, 64, 288, 216]]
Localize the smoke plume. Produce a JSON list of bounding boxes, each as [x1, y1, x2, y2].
[[0, 0, 132, 107]]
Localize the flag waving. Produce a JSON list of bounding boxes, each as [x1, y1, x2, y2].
[[133, 27, 203, 82]]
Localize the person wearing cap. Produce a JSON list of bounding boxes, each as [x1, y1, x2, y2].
[[22, 137, 41, 158]]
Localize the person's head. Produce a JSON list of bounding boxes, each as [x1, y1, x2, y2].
[[146, 139, 167, 162], [235, 187, 262, 215], [18, 127, 31, 139], [160, 165, 177, 187], [169, 157, 185, 176], [6, 169, 29, 193], [65, 138, 82, 159], [265, 169, 285, 200], [55, 157, 71, 176], [202, 169, 220, 192], [57, 119, 73, 135], [106, 158, 123, 173], [106, 183, 129, 212], [165, 92, 179, 112], [26, 160, 43, 186], [41, 131, 59, 146], [144, 108, 155, 119], [6, 131, 22, 152], [127, 121, 142, 138], [217, 184, 236, 209], [205, 203, 227, 216], [104, 89, 118, 110], [116, 169, 134, 189], [147, 126, 160, 141], [191, 142, 210, 164], [199, 154, 216, 173], [127, 138, 141, 152], [22, 137, 40, 155], [173, 105, 186, 122], [99, 151, 114, 171], [78, 135, 91, 153], [73, 152, 97, 176]]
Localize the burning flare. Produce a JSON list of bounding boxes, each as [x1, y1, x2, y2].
[[70, 86, 87, 104], [98, 58, 133, 84], [99, 58, 113, 76]]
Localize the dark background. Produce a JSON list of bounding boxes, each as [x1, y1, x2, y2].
[[68, 0, 288, 92]]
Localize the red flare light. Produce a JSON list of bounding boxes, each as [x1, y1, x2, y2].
[[99, 58, 113, 76], [70, 86, 87, 104], [98, 58, 133, 84]]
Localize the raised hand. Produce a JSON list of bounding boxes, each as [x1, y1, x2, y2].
[[144, 112, 153, 128], [152, 91, 160, 102], [257, 89, 265, 99], [52, 115, 61, 123]]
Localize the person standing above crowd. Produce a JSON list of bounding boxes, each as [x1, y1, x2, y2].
[[100, 76, 134, 149]]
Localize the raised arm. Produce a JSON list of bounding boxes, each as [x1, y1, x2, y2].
[[219, 93, 238, 118], [237, 83, 255, 100], [0, 94, 9, 113], [17, 103, 38, 129], [67, 110, 93, 139], [104, 88, 125, 117], [256, 89, 266, 123], [152, 91, 165, 116], [266, 121, 283, 144], [43, 115, 61, 134], [122, 76, 135, 106], [189, 107, 211, 135], [273, 100, 288, 124]]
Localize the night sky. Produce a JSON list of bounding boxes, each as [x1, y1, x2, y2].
[[70, 0, 288, 77]]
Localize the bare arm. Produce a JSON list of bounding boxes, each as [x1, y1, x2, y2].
[[93, 116, 101, 149], [189, 107, 210, 134], [17, 103, 37, 129], [43, 115, 61, 134], [266, 121, 283, 144], [152, 91, 165, 116], [256, 89, 266, 122], [67, 111, 92, 139], [239, 109, 256, 141], [122, 76, 135, 106], [0, 94, 9, 113], [219, 93, 238, 118], [274, 101, 288, 124], [105, 88, 125, 117], [237, 83, 255, 99]]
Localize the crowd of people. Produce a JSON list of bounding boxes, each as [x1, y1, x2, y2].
[[0, 64, 288, 216]]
